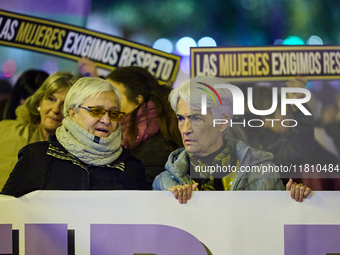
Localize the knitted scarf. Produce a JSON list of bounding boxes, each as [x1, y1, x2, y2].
[[56, 117, 123, 166]]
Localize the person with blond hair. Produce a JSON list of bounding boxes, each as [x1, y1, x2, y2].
[[0, 71, 77, 191]]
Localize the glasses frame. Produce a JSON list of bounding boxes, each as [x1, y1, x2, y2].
[[79, 106, 126, 122]]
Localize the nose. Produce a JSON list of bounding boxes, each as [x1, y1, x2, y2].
[[52, 102, 62, 114], [181, 119, 191, 134], [100, 111, 111, 124]]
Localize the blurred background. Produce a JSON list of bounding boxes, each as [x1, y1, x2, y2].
[[1, 0, 340, 86], [2, 0, 340, 190]]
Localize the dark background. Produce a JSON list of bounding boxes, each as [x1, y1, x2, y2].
[[1, 0, 340, 86]]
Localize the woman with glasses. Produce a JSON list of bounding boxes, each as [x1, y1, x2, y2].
[[1, 77, 150, 197]]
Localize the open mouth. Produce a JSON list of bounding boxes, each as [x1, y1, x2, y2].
[[95, 128, 108, 133]]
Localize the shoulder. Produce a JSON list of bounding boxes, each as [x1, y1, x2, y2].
[[130, 132, 172, 164], [230, 138, 274, 163], [116, 147, 150, 190], [152, 148, 189, 190], [229, 139, 284, 190], [19, 140, 51, 157], [0, 120, 28, 149], [118, 147, 144, 171], [1, 140, 53, 197], [168, 147, 187, 161], [152, 170, 179, 190], [19, 135, 64, 156], [131, 132, 167, 153], [0, 119, 26, 131], [165, 147, 188, 171], [0, 119, 41, 141]]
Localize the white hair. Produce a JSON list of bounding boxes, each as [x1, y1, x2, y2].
[[63, 77, 121, 117], [169, 77, 234, 120]]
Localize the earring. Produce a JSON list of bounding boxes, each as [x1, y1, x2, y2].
[[37, 107, 41, 112]]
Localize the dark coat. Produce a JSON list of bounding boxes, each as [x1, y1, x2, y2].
[[130, 132, 172, 188], [1, 136, 150, 197]]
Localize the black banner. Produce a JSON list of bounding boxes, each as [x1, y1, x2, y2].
[[191, 46, 340, 82], [0, 9, 181, 82]]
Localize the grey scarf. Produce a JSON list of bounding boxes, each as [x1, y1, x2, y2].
[[56, 117, 123, 166]]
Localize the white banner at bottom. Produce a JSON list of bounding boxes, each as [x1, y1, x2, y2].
[[0, 191, 339, 255]]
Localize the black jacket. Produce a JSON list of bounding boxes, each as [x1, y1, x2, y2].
[[1, 136, 150, 197], [130, 132, 172, 188]]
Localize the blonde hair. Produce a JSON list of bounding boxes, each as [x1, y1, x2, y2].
[[24, 71, 77, 124]]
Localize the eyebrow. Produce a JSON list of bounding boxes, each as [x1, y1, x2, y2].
[[176, 113, 203, 118]]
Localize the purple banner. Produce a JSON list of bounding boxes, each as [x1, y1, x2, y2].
[[0, 224, 12, 254], [25, 224, 68, 255], [90, 224, 210, 255], [284, 225, 340, 255]]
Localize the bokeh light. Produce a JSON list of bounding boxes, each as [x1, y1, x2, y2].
[[2, 59, 17, 77], [282, 36, 304, 45], [307, 35, 323, 45], [273, 39, 284, 45], [179, 56, 190, 74], [198, 37, 217, 47], [175, 37, 197, 56], [153, 38, 174, 53]]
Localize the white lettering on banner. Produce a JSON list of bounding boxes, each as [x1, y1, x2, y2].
[[118, 46, 173, 80], [63, 32, 122, 65], [0, 191, 340, 254], [0, 10, 180, 83], [0, 18, 18, 40]]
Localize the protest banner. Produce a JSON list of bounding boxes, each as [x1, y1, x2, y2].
[[0, 9, 181, 82], [0, 191, 339, 255], [191, 45, 340, 82]]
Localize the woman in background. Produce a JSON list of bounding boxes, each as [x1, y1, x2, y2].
[[107, 67, 182, 187], [0, 71, 77, 191]]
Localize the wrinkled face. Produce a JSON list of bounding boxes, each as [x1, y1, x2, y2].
[[70, 91, 119, 138], [176, 98, 228, 157], [39, 88, 69, 138], [107, 79, 139, 115]]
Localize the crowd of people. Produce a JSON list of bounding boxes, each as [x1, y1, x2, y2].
[[2, 57, 340, 203]]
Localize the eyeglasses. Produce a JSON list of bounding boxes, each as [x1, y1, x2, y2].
[[79, 106, 126, 121]]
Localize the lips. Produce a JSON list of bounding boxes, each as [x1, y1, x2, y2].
[[95, 128, 108, 133], [47, 116, 62, 122]]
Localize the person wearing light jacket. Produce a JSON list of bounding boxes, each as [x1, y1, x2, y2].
[[152, 77, 312, 204]]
